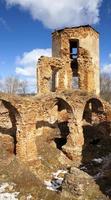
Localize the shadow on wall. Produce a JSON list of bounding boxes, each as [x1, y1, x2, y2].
[[36, 120, 70, 149], [54, 121, 70, 150], [0, 100, 20, 154], [36, 120, 57, 129], [81, 98, 111, 198], [36, 97, 73, 156]]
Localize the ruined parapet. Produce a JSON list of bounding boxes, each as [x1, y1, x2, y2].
[[52, 25, 100, 95], [37, 56, 72, 94], [37, 25, 100, 95], [77, 47, 96, 93]]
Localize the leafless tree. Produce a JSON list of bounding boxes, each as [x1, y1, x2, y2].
[[2, 76, 28, 94], [4, 77, 19, 94], [100, 73, 111, 103], [19, 80, 28, 94]]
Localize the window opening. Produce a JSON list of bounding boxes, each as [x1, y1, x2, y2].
[[70, 40, 79, 89], [52, 69, 58, 92], [70, 40, 78, 59], [72, 76, 79, 89]]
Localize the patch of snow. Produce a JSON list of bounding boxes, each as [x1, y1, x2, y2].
[[52, 170, 67, 179], [0, 183, 19, 200], [0, 183, 9, 193], [44, 180, 58, 191], [106, 188, 111, 194], [92, 158, 103, 163], [94, 172, 102, 180], [0, 192, 19, 200], [80, 166, 87, 170], [97, 145, 101, 148], [27, 194, 32, 200], [44, 169, 68, 191]]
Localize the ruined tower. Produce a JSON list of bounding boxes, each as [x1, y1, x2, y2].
[[37, 25, 100, 95]]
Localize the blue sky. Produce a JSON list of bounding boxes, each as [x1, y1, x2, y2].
[[0, 0, 111, 90]]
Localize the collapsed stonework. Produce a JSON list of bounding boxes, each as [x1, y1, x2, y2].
[[0, 25, 111, 199], [38, 25, 100, 95], [0, 92, 111, 173]]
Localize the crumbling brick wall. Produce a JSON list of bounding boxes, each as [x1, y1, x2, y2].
[[1, 26, 111, 183], [0, 134, 14, 161], [37, 25, 100, 95], [0, 91, 111, 180], [78, 47, 96, 93], [52, 26, 100, 95], [37, 56, 71, 93]]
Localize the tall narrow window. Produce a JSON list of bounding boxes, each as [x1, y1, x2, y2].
[[70, 40, 79, 89], [70, 40, 79, 59], [52, 70, 57, 92], [50, 67, 58, 92]]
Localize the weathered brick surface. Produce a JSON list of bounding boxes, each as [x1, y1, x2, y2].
[[37, 25, 100, 95], [0, 26, 111, 182], [0, 133, 14, 160], [0, 90, 111, 181]]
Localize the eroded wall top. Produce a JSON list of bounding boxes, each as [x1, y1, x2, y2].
[[37, 25, 100, 95]]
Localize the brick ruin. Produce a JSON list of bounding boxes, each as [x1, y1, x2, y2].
[[37, 25, 100, 95], [0, 25, 111, 181]]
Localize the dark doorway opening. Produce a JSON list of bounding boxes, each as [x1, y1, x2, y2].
[[82, 98, 106, 160], [81, 98, 111, 198], [54, 98, 73, 153], [83, 98, 105, 124], [82, 98, 106, 163], [54, 121, 70, 150]]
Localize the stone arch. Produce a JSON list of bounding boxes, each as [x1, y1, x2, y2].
[[0, 99, 21, 154], [54, 97, 74, 151], [82, 98, 108, 163], [83, 98, 105, 124], [55, 97, 74, 114]]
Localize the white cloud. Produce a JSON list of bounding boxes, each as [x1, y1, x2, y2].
[[5, 0, 102, 29], [15, 48, 51, 92], [101, 64, 111, 74], [101, 52, 111, 74], [101, 54, 111, 75], [109, 53, 111, 59], [16, 48, 51, 76], [16, 66, 35, 76]]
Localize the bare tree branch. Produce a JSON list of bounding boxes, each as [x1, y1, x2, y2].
[[100, 73, 111, 103]]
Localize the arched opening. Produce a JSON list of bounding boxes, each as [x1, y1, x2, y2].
[[54, 98, 73, 151], [83, 98, 105, 124], [82, 98, 108, 165], [81, 103, 111, 198], [0, 100, 21, 154], [35, 98, 75, 160]]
